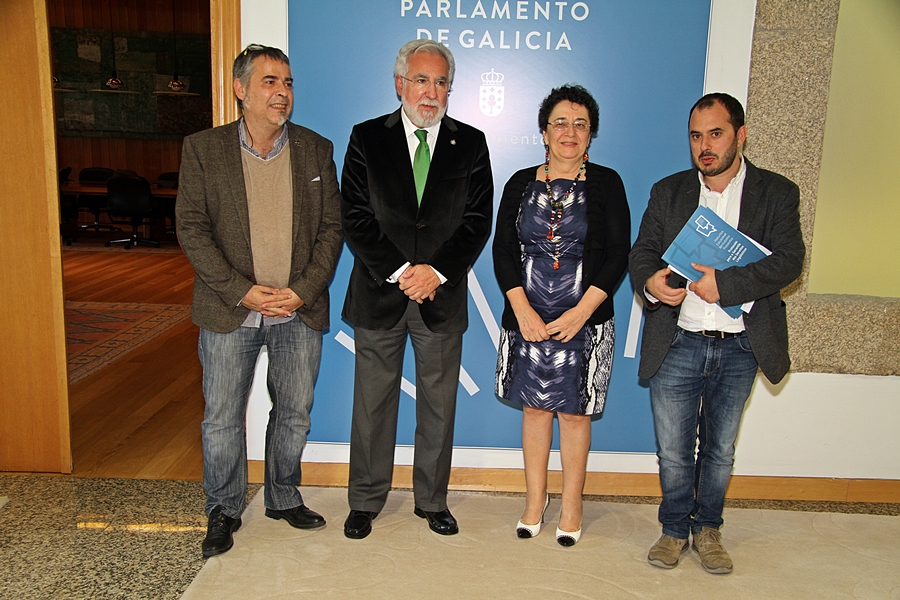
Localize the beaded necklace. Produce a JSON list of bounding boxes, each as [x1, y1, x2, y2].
[[544, 159, 586, 270]]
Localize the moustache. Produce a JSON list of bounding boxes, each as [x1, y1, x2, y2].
[[699, 151, 717, 159]]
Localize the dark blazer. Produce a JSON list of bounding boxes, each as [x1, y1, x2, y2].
[[176, 121, 344, 333], [341, 110, 493, 333], [628, 159, 805, 384], [493, 163, 631, 330]]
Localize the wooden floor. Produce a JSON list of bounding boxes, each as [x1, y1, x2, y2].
[[64, 247, 205, 480]]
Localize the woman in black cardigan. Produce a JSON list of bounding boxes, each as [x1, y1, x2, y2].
[[493, 85, 630, 547]]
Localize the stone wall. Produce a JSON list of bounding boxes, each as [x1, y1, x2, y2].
[[745, 0, 899, 375]]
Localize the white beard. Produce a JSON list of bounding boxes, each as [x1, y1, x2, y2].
[[402, 97, 447, 128]]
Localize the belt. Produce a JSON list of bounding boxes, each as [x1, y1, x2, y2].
[[680, 328, 744, 339]]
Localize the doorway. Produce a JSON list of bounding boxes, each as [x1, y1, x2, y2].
[[52, 0, 233, 479]]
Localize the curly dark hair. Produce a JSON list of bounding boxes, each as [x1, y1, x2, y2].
[[537, 84, 600, 139]]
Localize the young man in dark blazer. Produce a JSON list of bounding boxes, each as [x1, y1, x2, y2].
[[176, 45, 343, 557], [629, 93, 804, 574], [340, 39, 493, 539]]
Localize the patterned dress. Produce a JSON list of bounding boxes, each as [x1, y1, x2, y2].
[[495, 179, 614, 415]]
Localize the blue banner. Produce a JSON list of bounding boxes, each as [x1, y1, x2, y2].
[[288, 0, 710, 452]]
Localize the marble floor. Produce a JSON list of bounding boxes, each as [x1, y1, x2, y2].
[[1, 475, 898, 600], [0, 476, 213, 599]]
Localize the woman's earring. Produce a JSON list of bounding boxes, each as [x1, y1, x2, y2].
[[582, 151, 589, 163], [544, 144, 550, 164]]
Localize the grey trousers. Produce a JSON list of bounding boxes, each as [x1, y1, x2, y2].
[[348, 301, 463, 513]]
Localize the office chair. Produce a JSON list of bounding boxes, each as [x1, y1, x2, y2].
[[59, 167, 78, 245], [155, 172, 179, 188], [77, 167, 120, 232], [155, 171, 179, 234], [104, 175, 160, 249]]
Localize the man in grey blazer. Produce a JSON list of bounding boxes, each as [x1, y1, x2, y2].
[[340, 40, 493, 539], [176, 45, 343, 558], [629, 93, 804, 574]]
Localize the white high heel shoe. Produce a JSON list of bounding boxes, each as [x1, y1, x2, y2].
[[556, 524, 582, 547], [516, 493, 550, 538]]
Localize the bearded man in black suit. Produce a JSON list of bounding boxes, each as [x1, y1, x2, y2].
[[340, 39, 493, 539]]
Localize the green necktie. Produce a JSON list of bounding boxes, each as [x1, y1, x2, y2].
[[413, 129, 430, 205]]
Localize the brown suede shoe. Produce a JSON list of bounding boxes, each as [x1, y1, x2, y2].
[[692, 527, 733, 574], [647, 533, 689, 569]]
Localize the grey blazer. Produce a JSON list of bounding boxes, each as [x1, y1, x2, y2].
[[176, 121, 344, 333], [628, 159, 805, 384]]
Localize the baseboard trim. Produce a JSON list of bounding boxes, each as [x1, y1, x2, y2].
[[247, 461, 899, 503]]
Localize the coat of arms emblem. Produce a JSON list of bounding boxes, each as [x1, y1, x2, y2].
[[479, 69, 504, 117]]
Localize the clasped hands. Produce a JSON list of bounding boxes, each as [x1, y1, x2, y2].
[[517, 305, 589, 344], [646, 264, 720, 306], [398, 264, 439, 304], [241, 285, 305, 317]]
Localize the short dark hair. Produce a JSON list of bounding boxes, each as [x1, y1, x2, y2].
[[233, 44, 290, 111], [537, 84, 600, 139], [690, 92, 745, 132]]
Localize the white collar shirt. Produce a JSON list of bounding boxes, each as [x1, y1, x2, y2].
[[677, 156, 748, 333], [400, 108, 440, 165], [386, 109, 446, 284]]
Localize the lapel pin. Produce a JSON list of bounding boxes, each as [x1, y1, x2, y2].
[[450, 139, 457, 145]]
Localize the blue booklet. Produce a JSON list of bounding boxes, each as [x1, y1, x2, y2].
[[661, 206, 770, 318]]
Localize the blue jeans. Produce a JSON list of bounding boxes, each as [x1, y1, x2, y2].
[[199, 319, 322, 518], [649, 329, 758, 539]]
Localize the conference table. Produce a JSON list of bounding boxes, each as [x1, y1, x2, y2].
[[60, 181, 179, 237], [60, 182, 178, 198]]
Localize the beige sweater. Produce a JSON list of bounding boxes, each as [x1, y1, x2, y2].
[[241, 145, 293, 288]]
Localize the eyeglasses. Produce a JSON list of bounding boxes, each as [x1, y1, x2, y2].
[[400, 75, 451, 93], [548, 119, 590, 133]]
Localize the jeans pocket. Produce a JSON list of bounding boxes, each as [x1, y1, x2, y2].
[[737, 333, 753, 353], [670, 328, 684, 348]]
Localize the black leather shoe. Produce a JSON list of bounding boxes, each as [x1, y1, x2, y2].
[[414, 507, 458, 535], [202, 506, 242, 558], [265, 504, 326, 529], [344, 510, 378, 539]]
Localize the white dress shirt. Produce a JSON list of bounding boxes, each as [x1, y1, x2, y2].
[[677, 156, 748, 333], [386, 109, 446, 285]]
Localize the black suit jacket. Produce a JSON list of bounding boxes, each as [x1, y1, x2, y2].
[[628, 159, 805, 384], [341, 110, 493, 333]]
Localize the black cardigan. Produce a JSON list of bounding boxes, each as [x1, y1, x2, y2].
[[492, 162, 631, 330]]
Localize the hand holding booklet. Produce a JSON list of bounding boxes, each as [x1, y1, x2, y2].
[[661, 206, 770, 318]]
